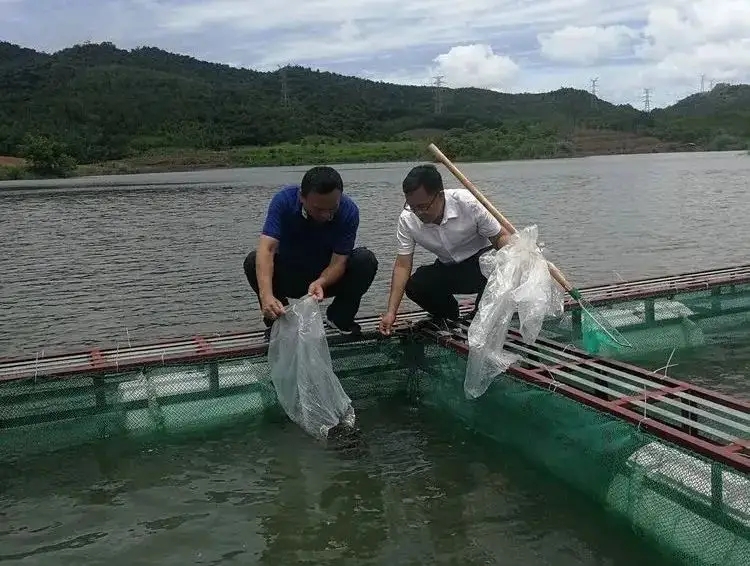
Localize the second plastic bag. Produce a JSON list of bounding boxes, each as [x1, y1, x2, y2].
[[268, 295, 355, 440], [464, 225, 565, 399]]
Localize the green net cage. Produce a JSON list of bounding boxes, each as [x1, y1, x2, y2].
[[0, 339, 416, 462], [0, 330, 747, 566], [408, 337, 749, 566], [542, 280, 750, 362]]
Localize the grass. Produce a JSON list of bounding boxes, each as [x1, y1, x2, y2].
[[0, 129, 708, 181]]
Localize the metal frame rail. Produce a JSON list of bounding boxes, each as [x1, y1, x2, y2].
[[0, 307, 457, 383], [566, 263, 750, 308], [1, 264, 748, 475], [3, 264, 749, 383], [418, 321, 750, 475]]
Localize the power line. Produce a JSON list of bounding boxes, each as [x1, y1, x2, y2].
[[433, 75, 444, 114], [643, 88, 651, 112], [279, 65, 289, 108]]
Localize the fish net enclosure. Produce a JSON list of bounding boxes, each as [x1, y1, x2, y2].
[[408, 338, 749, 566], [0, 329, 747, 566], [0, 338, 413, 462], [541, 280, 750, 362]]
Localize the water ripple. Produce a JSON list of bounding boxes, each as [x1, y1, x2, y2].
[[2, 152, 749, 391]]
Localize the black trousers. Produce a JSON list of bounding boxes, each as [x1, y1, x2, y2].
[[244, 247, 378, 328], [405, 247, 493, 320]]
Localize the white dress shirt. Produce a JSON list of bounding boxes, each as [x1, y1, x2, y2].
[[396, 188, 503, 264]]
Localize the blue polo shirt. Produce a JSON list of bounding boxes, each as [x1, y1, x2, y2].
[[261, 184, 359, 273]]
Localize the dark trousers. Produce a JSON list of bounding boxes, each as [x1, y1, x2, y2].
[[405, 247, 492, 320], [244, 247, 378, 328]]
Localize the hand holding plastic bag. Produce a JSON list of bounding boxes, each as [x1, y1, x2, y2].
[[464, 225, 565, 399], [268, 295, 355, 440]]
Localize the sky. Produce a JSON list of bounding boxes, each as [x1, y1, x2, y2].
[[2, 0, 749, 109]]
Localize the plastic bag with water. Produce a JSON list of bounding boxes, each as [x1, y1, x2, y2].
[[268, 295, 355, 440], [465, 225, 565, 399]]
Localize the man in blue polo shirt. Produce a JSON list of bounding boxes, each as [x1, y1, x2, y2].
[[243, 165, 378, 336]]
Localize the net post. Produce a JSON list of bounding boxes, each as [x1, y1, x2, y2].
[[710, 286, 721, 312], [572, 308, 583, 340], [710, 463, 723, 511], [94, 376, 106, 409], [208, 362, 219, 392], [398, 333, 427, 368], [644, 298, 656, 324], [398, 333, 427, 401], [681, 398, 698, 437]]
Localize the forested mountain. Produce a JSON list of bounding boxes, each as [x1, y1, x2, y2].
[[1, 40, 748, 167], [648, 83, 750, 149]]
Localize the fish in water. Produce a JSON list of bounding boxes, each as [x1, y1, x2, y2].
[[326, 422, 367, 455]]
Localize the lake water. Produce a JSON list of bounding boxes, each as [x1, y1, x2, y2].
[[2, 151, 749, 360], [1, 152, 748, 565], [0, 395, 677, 566]]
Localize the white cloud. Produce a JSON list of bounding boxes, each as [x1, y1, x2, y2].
[[360, 44, 519, 94], [639, 0, 750, 59], [158, 0, 640, 34], [642, 39, 750, 85], [431, 45, 519, 90], [632, 1, 750, 96], [538, 25, 640, 65]]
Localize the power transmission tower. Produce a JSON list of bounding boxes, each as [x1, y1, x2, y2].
[[643, 88, 651, 112], [700, 74, 705, 93], [279, 65, 289, 108], [590, 77, 598, 107], [433, 75, 444, 114]]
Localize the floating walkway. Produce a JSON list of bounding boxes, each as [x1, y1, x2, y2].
[[552, 263, 750, 354], [0, 265, 748, 476], [1, 264, 747, 566], [563, 263, 750, 308], [3, 264, 749, 383], [419, 320, 749, 474]]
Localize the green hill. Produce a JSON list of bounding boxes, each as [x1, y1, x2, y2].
[[647, 83, 750, 150], [0, 41, 748, 177]]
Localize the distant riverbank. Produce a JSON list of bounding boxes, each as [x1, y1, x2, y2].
[[0, 129, 705, 181]]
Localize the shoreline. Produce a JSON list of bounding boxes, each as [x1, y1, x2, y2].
[[0, 134, 707, 184]]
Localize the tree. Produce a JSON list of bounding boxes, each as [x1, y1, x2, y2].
[[18, 134, 77, 177]]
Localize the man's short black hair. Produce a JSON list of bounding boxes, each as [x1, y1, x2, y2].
[[300, 166, 343, 197], [402, 164, 443, 195]]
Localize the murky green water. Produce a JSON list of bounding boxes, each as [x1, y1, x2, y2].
[[0, 395, 675, 566]]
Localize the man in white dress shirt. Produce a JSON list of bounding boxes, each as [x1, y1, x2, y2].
[[378, 163, 511, 335]]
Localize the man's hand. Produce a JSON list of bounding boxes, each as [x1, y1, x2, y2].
[[260, 293, 286, 320], [308, 280, 325, 301], [378, 311, 397, 335]]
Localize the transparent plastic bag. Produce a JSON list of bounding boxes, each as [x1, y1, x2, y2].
[[268, 295, 355, 440], [465, 225, 565, 399]]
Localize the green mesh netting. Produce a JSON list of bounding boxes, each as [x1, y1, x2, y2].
[[541, 281, 750, 361], [0, 339, 413, 462], [0, 335, 747, 566], [407, 337, 749, 566]]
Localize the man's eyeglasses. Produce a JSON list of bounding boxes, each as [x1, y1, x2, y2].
[[404, 191, 440, 213]]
